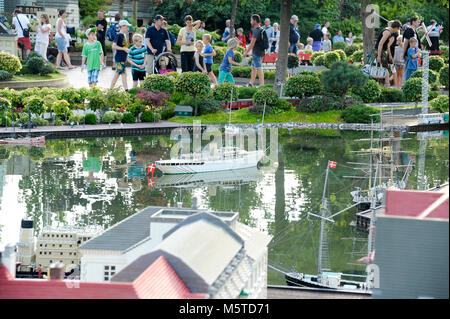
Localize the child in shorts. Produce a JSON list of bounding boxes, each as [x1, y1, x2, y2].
[[81, 27, 104, 87], [218, 38, 244, 84], [202, 34, 218, 85], [127, 33, 148, 88], [110, 20, 131, 90]]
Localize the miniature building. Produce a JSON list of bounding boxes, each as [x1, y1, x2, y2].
[[16, 220, 35, 272], [0, 17, 17, 56], [79, 206, 238, 282], [174, 106, 193, 117], [373, 187, 449, 299], [112, 211, 272, 299]]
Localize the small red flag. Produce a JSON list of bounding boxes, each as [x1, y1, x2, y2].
[[328, 161, 336, 168], [147, 176, 155, 187], [147, 163, 156, 177]]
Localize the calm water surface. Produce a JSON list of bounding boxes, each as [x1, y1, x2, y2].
[[0, 129, 448, 285]]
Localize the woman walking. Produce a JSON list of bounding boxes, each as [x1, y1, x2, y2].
[[34, 14, 51, 60], [177, 15, 201, 72], [271, 23, 280, 53], [55, 10, 74, 69], [309, 23, 323, 52]]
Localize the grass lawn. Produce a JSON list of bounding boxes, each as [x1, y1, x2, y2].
[[169, 108, 343, 124], [11, 73, 67, 82]]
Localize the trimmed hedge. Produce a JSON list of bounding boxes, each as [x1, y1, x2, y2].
[[296, 95, 342, 113], [429, 56, 445, 72], [341, 104, 380, 123], [411, 69, 438, 84], [142, 74, 175, 94], [0, 70, 13, 81], [352, 79, 381, 103], [0, 52, 22, 73], [430, 95, 449, 113], [285, 73, 323, 98], [378, 87, 404, 103], [439, 65, 448, 89], [84, 113, 98, 124], [212, 82, 239, 102], [324, 51, 341, 68]]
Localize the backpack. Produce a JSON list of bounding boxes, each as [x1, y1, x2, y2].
[[256, 27, 269, 51], [107, 22, 119, 42], [168, 31, 176, 46]]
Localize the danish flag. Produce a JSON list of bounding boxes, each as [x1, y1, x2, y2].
[[147, 176, 155, 187], [328, 161, 337, 168], [147, 163, 156, 177]]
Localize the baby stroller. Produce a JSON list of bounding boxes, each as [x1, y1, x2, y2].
[[153, 51, 178, 74]]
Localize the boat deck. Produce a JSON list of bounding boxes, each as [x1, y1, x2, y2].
[[267, 285, 371, 299]]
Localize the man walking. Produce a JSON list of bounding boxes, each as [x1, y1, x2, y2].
[[244, 14, 266, 87], [289, 15, 300, 54], [263, 18, 274, 54], [12, 9, 34, 59], [145, 15, 171, 75], [96, 10, 108, 65]]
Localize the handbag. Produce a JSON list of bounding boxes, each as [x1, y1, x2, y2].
[[16, 15, 30, 37], [369, 63, 387, 79]]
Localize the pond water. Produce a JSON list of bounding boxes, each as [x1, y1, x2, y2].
[[0, 129, 448, 285]]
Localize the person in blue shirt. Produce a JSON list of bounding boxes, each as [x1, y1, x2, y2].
[[222, 19, 231, 42], [289, 15, 300, 54], [332, 30, 345, 44], [144, 15, 171, 75], [202, 33, 218, 85], [404, 37, 420, 81], [263, 18, 274, 54], [218, 37, 244, 84], [110, 20, 131, 90], [127, 33, 148, 88]]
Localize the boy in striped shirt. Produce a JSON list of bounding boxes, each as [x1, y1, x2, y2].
[[127, 33, 148, 87]]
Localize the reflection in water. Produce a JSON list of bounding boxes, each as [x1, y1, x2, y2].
[[0, 130, 448, 285]]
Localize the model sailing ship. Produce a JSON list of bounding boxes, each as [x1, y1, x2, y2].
[[0, 106, 46, 146]]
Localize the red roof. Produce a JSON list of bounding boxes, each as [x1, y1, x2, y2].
[[385, 189, 449, 220], [0, 256, 205, 299]]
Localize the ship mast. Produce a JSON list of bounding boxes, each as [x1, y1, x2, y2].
[[317, 164, 330, 275]]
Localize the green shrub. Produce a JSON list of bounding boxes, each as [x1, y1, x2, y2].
[[18, 65, 33, 75], [324, 51, 341, 68], [105, 88, 131, 109], [214, 41, 227, 47], [142, 74, 175, 94], [233, 51, 243, 63], [287, 55, 300, 69], [88, 87, 107, 112], [353, 37, 363, 44], [170, 91, 184, 104], [274, 99, 293, 112], [175, 72, 211, 115], [439, 65, 449, 89], [344, 44, 360, 57], [252, 87, 279, 113], [125, 102, 145, 117], [84, 113, 98, 124], [141, 110, 155, 122], [296, 95, 343, 112], [310, 51, 324, 65], [0, 97, 11, 113], [333, 41, 347, 51], [53, 117, 63, 126], [102, 111, 120, 124], [285, 73, 323, 98], [0, 52, 22, 73], [199, 98, 223, 115], [313, 54, 325, 66], [429, 56, 445, 72], [18, 113, 29, 124], [378, 87, 404, 103], [122, 112, 137, 123], [52, 99, 71, 120], [334, 49, 346, 61], [429, 90, 439, 101], [0, 116, 12, 126], [430, 95, 449, 113], [212, 82, 239, 102], [341, 104, 380, 123], [214, 47, 226, 64], [238, 86, 257, 99], [402, 78, 424, 103], [441, 45, 449, 63], [350, 49, 364, 63], [0, 70, 13, 81], [26, 56, 55, 75], [32, 117, 49, 126], [249, 102, 272, 115], [68, 114, 84, 124], [57, 87, 83, 105], [352, 79, 381, 103], [411, 69, 439, 84], [23, 96, 46, 115]]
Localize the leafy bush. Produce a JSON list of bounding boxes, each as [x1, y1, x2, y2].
[[352, 79, 381, 103], [350, 50, 364, 63], [141, 110, 155, 122], [333, 41, 347, 51], [84, 113, 98, 124], [341, 104, 380, 123], [122, 112, 137, 123], [273, 99, 293, 112], [344, 44, 360, 57], [18, 113, 30, 124], [411, 69, 438, 84], [377, 87, 404, 103], [0, 97, 11, 113], [0, 52, 22, 73], [88, 87, 107, 112], [353, 37, 363, 44], [102, 111, 120, 124], [439, 65, 449, 89], [214, 41, 227, 47], [26, 56, 55, 75], [402, 78, 425, 103], [199, 98, 223, 115], [212, 82, 239, 102], [52, 99, 71, 119], [136, 89, 169, 109], [252, 87, 279, 113], [0, 70, 13, 81], [249, 103, 272, 115], [214, 47, 226, 64], [53, 117, 63, 126], [238, 86, 257, 99], [233, 51, 243, 63], [321, 62, 368, 106], [175, 72, 211, 115], [310, 51, 324, 65], [125, 102, 145, 117], [57, 87, 83, 105], [334, 49, 346, 61], [313, 54, 325, 66], [68, 114, 84, 124], [142, 74, 175, 94], [429, 90, 439, 101], [287, 55, 300, 69], [430, 95, 449, 113], [285, 73, 323, 98], [324, 51, 341, 68], [32, 117, 49, 126], [429, 56, 445, 72], [105, 88, 131, 110], [170, 91, 184, 104], [23, 96, 46, 115], [296, 95, 343, 112]]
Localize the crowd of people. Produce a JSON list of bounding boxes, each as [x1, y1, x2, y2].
[[9, 8, 445, 90]]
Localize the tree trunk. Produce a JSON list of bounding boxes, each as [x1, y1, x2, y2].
[[119, 0, 124, 16], [274, 0, 294, 94], [133, 0, 138, 24], [360, 0, 375, 63], [230, 0, 238, 38]]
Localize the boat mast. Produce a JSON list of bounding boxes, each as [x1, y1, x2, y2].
[[318, 164, 330, 275]]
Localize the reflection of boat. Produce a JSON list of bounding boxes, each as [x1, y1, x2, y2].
[[155, 146, 265, 175], [155, 166, 263, 188], [0, 136, 45, 146]]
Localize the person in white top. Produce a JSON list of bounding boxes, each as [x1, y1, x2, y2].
[[34, 14, 51, 60], [12, 9, 35, 59], [55, 9, 74, 69], [346, 32, 354, 46], [271, 22, 280, 53], [321, 21, 330, 36]]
